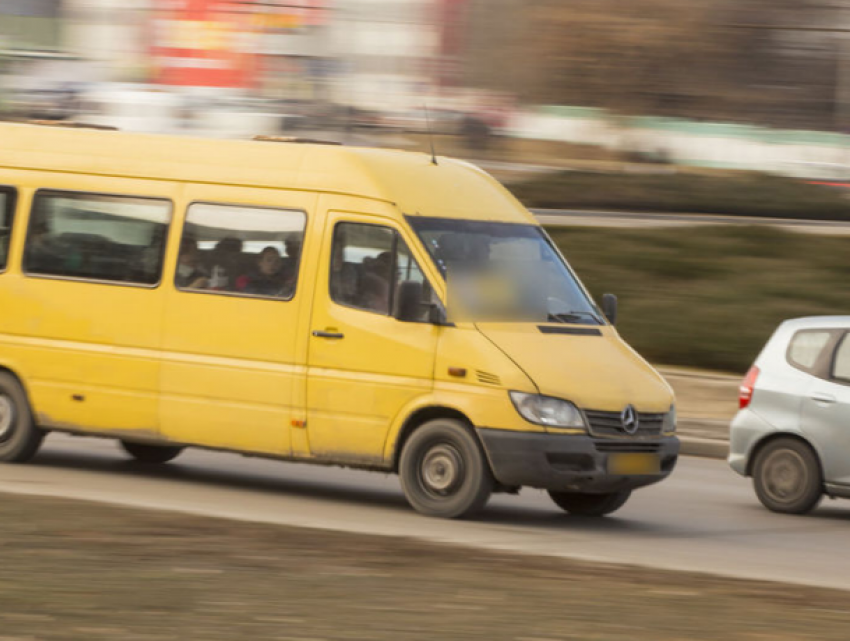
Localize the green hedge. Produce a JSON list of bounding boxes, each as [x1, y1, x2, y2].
[[515, 170, 850, 221], [547, 225, 850, 373]]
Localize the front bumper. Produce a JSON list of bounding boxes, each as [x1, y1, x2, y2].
[[477, 428, 679, 493]]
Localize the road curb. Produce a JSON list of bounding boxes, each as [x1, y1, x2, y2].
[[680, 437, 728, 460]]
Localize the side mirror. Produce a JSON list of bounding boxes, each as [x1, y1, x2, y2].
[[395, 281, 424, 322], [428, 301, 449, 326], [601, 293, 618, 325]]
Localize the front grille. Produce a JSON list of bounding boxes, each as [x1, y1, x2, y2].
[[584, 409, 665, 438]]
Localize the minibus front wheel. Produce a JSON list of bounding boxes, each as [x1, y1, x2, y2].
[[0, 372, 45, 464], [399, 418, 494, 519]]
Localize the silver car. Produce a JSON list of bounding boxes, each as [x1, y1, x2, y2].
[[729, 316, 850, 514]]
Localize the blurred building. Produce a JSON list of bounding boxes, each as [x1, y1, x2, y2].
[[253, 0, 333, 101], [328, 0, 437, 111], [62, 0, 150, 82], [2, 0, 514, 131], [0, 0, 77, 117], [0, 0, 64, 52]]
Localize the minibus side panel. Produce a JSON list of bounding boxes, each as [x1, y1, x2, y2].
[[0, 172, 178, 435], [158, 185, 317, 455]]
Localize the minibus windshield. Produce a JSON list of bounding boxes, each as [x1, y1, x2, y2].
[[407, 217, 601, 324]]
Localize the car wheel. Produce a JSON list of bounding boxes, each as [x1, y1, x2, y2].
[[120, 441, 184, 464], [548, 489, 631, 516], [0, 372, 45, 463], [753, 438, 822, 514], [399, 419, 493, 519]]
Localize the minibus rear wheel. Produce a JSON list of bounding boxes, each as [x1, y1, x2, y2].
[[548, 489, 631, 516], [0, 372, 45, 464], [399, 419, 493, 519], [120, 441, 184, 464]]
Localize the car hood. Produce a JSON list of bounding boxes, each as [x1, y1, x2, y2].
[[476, 323, 674, 413]]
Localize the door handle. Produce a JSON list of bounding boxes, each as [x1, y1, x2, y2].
[[312, 330, 345, 339], [810, 392, 836, 404]]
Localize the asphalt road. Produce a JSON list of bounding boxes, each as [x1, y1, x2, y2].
[[3, 434, 849, 591]]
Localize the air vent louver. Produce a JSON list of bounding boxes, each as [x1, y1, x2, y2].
[[476, 371, 501, 386]]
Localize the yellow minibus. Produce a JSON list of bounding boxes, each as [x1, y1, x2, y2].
[[0, 122, 678, 518]]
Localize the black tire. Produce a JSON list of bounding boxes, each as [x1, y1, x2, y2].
[[399, 419, 493, 519], [120, 441, 184, 464], [752, 438, 822, 515], [0, 372, 45, 463], [548, 489, 631, 516]]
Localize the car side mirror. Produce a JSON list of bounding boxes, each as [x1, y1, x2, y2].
[[601, 293, 618, 325], [395, 281, 424, 322]]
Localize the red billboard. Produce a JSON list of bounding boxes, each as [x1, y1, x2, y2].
[[150, 0, 258, 89]]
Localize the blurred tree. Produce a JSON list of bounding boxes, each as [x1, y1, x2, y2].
[[462, 0, 841, 130]]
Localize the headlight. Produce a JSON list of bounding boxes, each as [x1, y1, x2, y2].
[[662, 405, 677, 433], [509, 392, 586, 429]]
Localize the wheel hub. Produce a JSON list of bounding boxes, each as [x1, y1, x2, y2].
[[764, 450, 807, 502], [0, 394, 15, 441], [421, 444, 463, 495]]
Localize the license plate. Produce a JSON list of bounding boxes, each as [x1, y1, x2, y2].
[[607, 453, 660, 475]]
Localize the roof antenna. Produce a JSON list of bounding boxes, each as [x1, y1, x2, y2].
[[424, 104, 439, 165]]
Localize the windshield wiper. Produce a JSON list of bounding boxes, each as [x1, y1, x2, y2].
[[547, 310, 603, 325]]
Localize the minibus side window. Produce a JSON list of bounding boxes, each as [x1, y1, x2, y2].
[[330, 222, 433, 320], [0, 187, 16, 273], [23, 191, 171, 286], [177, 203, 306, 301]]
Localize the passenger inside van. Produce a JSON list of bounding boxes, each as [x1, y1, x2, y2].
[[330, 237, 358, 303], [236, 246, 289, 298], [207, 236, 243, 290], [25, 218, 62, 274], [359, 251, 393, 312], [175, 237, 209, 289], [359, 271, 390, 312]]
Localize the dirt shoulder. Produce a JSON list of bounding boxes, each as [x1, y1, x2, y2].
[[1, 493, 847, 641]]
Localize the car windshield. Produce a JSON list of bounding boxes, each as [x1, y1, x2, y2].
[[407, 216, 601, 324]]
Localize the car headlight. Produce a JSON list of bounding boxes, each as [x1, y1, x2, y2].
[[509, 392, 586, 429], [662, 405, 677, 433]]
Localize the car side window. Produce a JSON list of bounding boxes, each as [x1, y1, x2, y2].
[[787, 330, 832, 373], [832, 335, 850, 383], [0, 187, 16, 273], [330, 222, 432, 319], [177, 203, 306, 301], [23, 191, 171, 286]]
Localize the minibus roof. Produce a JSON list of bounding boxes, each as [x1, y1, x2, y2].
[[0, 123, 535, 224]]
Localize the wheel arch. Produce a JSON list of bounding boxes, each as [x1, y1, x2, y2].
[[746, 431, 824, 479], [391, 405, 478, 473], [0, 364, 35, 408]]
